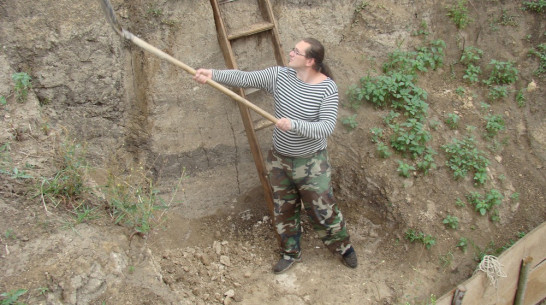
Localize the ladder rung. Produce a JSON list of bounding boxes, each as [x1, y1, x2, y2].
[[228, 22, 274, 40]]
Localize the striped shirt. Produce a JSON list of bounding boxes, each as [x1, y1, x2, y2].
[[212, 66, 338, 157]]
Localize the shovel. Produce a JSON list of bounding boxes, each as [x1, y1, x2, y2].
[[97, 0, 278, 124]]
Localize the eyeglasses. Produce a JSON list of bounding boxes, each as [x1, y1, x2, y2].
[[291, 47, 306, 57]]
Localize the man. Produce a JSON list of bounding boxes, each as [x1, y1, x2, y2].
[[193, 38, 357, 274]]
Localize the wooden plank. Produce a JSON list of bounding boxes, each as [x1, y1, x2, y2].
[[258, 0, 287, 66], [227, 22, 274, 40], [436, 222, 546, 305]]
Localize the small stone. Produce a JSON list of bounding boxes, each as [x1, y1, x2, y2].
[[220, 255, 231, 266], [527, 80, 537, 92]]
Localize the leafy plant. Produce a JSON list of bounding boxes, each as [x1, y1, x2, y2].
[[523, 0, 546, 13], [12, 72, 32, 103], [405, 229, 436, 249], [460, 46, 483, 65], [1, 288, 27, 305], [455, 198, 466, 207], [416, 147, 437, 174], [457, 237, 468, 253], [397, 160, 415, 178], [447, 0, 472, 29], [466, 189, 503, 216], [391, 118, 431, 158], [376, 142, 392, 158], [484, 114, 505, 137], [445, 113, 460, 129], [0, 96, 6, 106], [443, 215, 459, 229], [442, 136, 489, 185], [341, 114, 358, 130], [463, 64, 481, 83], [488, 85, 508, 101], [528, 43, 546, 76], [370, 127, 384, 143], [483, 60, 518, 85]]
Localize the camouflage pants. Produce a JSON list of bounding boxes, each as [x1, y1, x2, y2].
[[267, 149, 352, 259]]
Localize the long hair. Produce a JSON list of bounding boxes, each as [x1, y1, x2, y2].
[[302, 37, 334, 80]]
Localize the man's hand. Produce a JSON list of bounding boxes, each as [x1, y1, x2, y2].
[[276, 118, 292, 131], [193, 69, 212, 84]]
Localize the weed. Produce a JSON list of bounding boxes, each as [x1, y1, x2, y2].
[[463, 64, 481, 83], [376, 142, 392, 158], [483, 60, 518, 85], [479, 102, 491, 113], [370, 127, 384, 143], [73, 203, 100, 224], [429, 120, 440, 131], [397, 160, 415, 178], [443, 215, 459, 229], [460, 46, 484, 66], [442, 136, 489, 185], [341, 114, 358, 130], [457, 237, 468, 252], [466, 188, 503, 216], [405, 229, 436, 249], [416, 147, 437, 175], [515, 89, 526, 107], [528, 43, 546, 76], [455, 87, 466, 96], [0, 96, 6, 106], [487, 85, 508, 101], [510, 192, 520, 201], [497, 8, 519, 26], [36, 287, 48, 295], [147, 5, 163, 17], [447, 0, 472, 29], [445, 113, 460, 130], [484, 114, 505, 138], [0, 167, 33, 179], [12, 72, 32, 103], [455, 198, 466, 207], [39, 140, 87, 208], [523, 0, 546, 13], [103, 166, 184, 235], [439, 251, 454, 268], [0, 288, 27, 305], [412, 20, 430, 37], [4, 229, 16, 240]]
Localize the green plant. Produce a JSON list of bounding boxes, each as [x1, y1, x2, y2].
[[460, 46, 484, 66], [103, 166, 183, 235], [484, 114, 505, 137], [455, 86, 465, 96], [487, 85, 508, 101], [442, 136, 489, 185], [0, 96, 6, 106], [147, 4, 163, 17], [457, 237, 468, 253], [397, 160, 415, 178], [405, 229, 436, 249], [447, 0, 472, 29], [36, 287, 48, 296], [0, 167, 33, 179], [1, 288, 27, 305], [39, 140, 87, 208], [515, 89, 526, 107], [73, 203, 99, 224], [466, 188, 503, 216], [376, 142, 392, 158], [455, 198, 466, 207], [439, 251, 454, 268], [445, 113, 460, 129], [497, 8, 519, 26], [528, 43, 546, 76], [12, 72, 32, 103], [523, 0, 546, 13], [341, 114, 358, 130], [443, 215, 459, 229], [370, 127, 384, 143], [416, 147, 437, 175], [463, 64, 481, 83], [510, 192, 520, 201], [483, 60, 518, 85], [391, 118, 431, 158], [412, 20, 430, 37]]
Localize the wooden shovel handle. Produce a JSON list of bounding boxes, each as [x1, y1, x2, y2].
[[125, 31, 278, 124]]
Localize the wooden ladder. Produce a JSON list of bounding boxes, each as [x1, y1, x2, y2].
[[209, 0, 286, 225]]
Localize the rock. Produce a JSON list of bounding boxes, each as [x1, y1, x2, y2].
[[220, 255, 231, 267]]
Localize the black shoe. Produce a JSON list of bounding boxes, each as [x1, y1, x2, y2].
[[342, 247, 358, 268], [273, 254, 301, 274]]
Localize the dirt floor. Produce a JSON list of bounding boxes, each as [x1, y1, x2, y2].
[[0, 0, 545, 304]]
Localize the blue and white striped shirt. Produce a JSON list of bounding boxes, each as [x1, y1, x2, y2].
[[212, 66, 338, 157]]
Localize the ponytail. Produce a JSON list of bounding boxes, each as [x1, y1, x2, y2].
[[302, 38, 334, 80]]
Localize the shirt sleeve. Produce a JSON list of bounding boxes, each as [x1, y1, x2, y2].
[[211, 67, 279, 94]]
